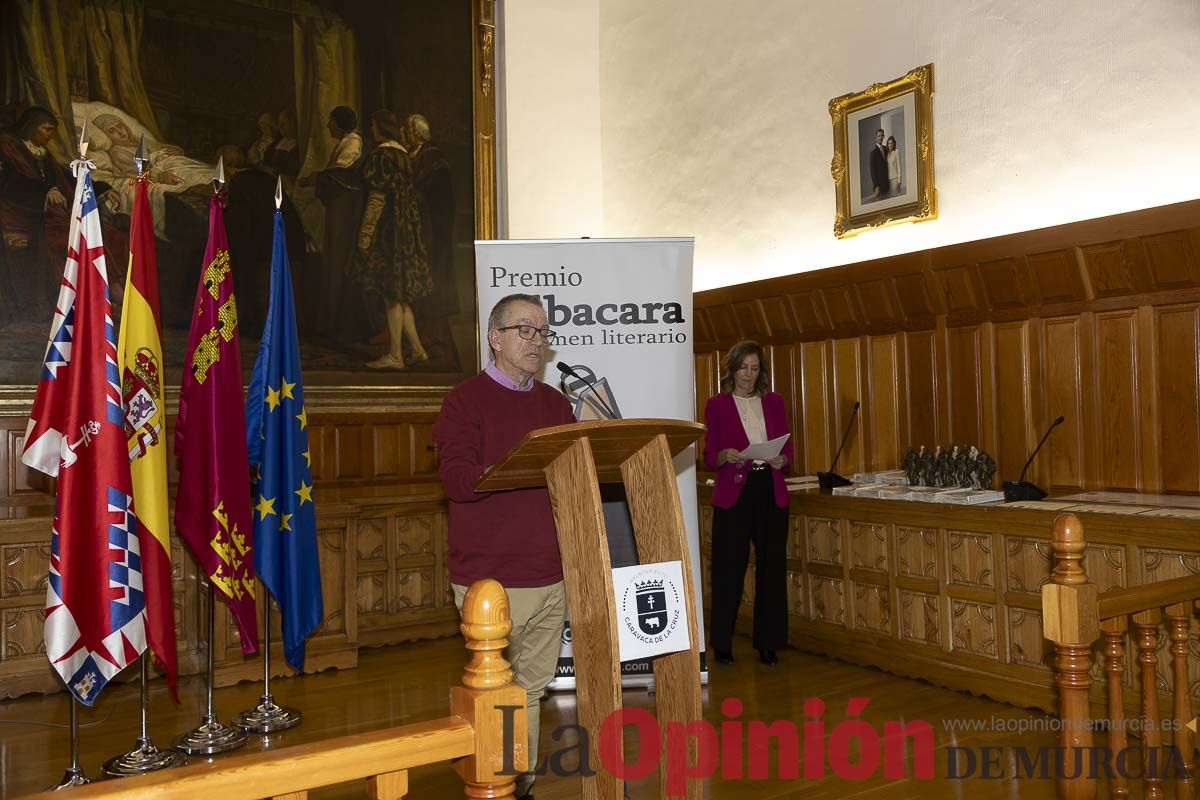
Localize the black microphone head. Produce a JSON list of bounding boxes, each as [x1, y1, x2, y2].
[[556, 362, 571, 375], [852, 401, 861, 411], [1054, 415, 1065, 425]]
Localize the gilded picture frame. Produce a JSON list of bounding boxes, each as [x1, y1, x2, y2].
[[829, 63, 936, 239]]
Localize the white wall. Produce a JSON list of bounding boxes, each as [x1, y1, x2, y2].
[[501, 1, 1200, 290], [499, 0, 603, 239]]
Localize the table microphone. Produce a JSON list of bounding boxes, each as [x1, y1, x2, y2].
[[818, 401, 860, 490], [1003, 415, 1065, 502], [557, 362, 618, 420]]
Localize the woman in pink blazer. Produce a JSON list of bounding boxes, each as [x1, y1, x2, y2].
[[703, 340, 792, 666]]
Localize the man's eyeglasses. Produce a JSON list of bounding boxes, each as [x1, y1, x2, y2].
[[496, 324, 557, 344]]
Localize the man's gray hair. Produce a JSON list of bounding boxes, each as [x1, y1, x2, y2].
[[408, 114, 431, 143], [487, 293, 543, 333]]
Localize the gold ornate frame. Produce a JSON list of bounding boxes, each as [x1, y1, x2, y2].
[[0, 0, 498, 416], [829, 63, 936, 239]]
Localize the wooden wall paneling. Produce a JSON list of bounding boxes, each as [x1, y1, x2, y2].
[[1137, 307, 1162, 492], [944, 325, 982, 446], [832, 338, 865, 475], [759, 295, 799, 341], [978, 322, 997, 467], [800, 341, 831, 474], [892, 272, 937, 329], [769, 344, 799, 467], [1081, 240, 1151, 299], [786, 290, 832, 339], [694, 353, 715, 425], [410, 423, 439, 480], [976, 257, 1034, 313], [373, 423, 408, 479], [1077, 312, 1101, 491], [822, 287, 861, 339], [706, 304, 739, 344], [931, 264, 984, 323], [693, 307, 717, 349], [1027, 249, 1090, 306], [1141, 230, 1200, 292], [854, 279, 900, 331], [732, 300, 769, 341], [992, 321, 1034, 484], [308, 420, 328, 483], [867, 335, 902, 471], [1041, 315, 1086, 492], [1153, 304, 1200, 493], [934, 317, 952, 446], [903, 330, 939, 449], [1094, 310, 1142, 491], [334, 422, 368, 481]]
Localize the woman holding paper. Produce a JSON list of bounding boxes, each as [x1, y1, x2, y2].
[[703, 340, 792, 666]]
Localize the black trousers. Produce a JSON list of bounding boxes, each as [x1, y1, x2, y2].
[[709, 468, 788, 652]]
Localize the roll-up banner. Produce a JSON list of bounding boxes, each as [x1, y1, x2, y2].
[[474, 237, 706, 688]]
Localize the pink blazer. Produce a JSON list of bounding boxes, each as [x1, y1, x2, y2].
[[703, 391, 792, 509]]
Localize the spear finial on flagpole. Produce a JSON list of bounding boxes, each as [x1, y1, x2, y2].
[[213, 156, 225, 195], [275, 176, 282, 210], [78, 117, 89, 160], [134, 134, 147, 178]]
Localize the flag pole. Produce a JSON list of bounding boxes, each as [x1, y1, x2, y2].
[[49, 698, 90, 790], [172, 582, 246, 755], [233, 592, 301, 733], [102, 654, 187, 774], [103, 137, 187, 776]]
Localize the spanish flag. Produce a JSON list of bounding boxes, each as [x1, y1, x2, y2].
[[117, 176, 178, 698]]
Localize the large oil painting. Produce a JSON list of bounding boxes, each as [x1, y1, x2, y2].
[[0, 0, 495, 393]]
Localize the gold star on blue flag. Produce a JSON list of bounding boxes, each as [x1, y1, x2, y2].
[[245, 202, 323, 671]]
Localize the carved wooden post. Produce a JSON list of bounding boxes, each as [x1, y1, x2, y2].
[[1042, 514, 1099, 800], [1100, 617, 1129, 799], [452, 579, 526, 800], [1166, 602, 1194, 800], [1134, 609, 1164, 800]]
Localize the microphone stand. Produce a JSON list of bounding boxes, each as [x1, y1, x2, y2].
[[1003, 416, 1065, 501], [818, 402, 860, 490]]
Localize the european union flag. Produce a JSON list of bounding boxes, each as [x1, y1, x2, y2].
[[246, 199, 322, 671]]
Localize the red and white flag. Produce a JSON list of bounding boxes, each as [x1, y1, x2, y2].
[[23, 160, 146, 705]]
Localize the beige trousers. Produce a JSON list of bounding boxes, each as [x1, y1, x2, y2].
[[453, 580, 566, 794]]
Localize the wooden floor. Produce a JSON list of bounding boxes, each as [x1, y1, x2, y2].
[[0, 636, 1063, 799]]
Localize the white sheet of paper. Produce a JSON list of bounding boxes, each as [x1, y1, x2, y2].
[[739, 433, 790, 461]]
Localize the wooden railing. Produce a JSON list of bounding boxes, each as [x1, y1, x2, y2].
[[25, 579, 527, 800], [1043, 513, 1200, 800]]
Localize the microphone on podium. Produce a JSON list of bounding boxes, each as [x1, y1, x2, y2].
[[1003, 415, 1065, 501], [818, 401, 860, 490], [557, 362, 618, 420]]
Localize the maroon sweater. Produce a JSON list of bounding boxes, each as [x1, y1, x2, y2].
[[433, 371, 575, 587]]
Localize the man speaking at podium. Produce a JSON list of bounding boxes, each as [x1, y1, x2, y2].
[[433, 293, 574, 799]]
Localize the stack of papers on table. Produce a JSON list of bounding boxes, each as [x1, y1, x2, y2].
[[874, 470, 910, 485], [905, 486, 945, 502], [933, 487, 1005, 505]]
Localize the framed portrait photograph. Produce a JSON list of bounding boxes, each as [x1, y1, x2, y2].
[[829, 64, 936, 238]]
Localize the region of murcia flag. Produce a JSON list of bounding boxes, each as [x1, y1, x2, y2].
[[174, 194, 258, 653], [117, 174, 179, 698], [22, 159, 146, 705]]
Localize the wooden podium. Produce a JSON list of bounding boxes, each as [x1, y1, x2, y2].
[[477, 419, 706, 800]]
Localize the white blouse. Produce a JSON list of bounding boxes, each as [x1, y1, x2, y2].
[[733, 394, 767, 444]]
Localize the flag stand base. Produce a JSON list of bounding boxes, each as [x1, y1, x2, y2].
[[172, 714, 246, 755], [49, 766, 89, 791], [102, 738, 187, 775], [233, 695, 301, 733]]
